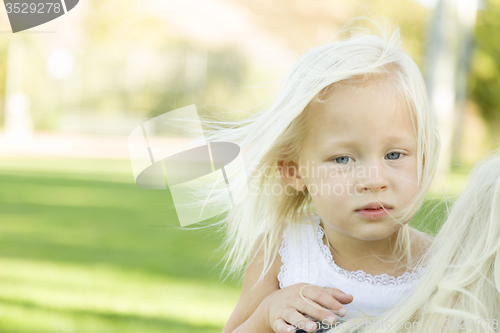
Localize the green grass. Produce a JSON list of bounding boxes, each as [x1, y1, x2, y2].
[[0, 157, 241, 333], [0, 157, 471, 332]]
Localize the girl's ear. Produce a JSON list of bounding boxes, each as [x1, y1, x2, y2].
[[277, 159, 307, 192]]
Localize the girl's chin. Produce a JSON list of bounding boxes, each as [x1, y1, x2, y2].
[[350, 226, 400, 241]]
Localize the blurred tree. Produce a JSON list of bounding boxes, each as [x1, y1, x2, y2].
[[72, 0, 255, 128], [469, 0, 500, 138]]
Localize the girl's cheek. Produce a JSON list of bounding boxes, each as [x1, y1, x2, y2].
[[398, 169, 419, 198], [323, 176, 352, 197]]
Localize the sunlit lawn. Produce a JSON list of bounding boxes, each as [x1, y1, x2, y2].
[[0, 157, 470, 332]]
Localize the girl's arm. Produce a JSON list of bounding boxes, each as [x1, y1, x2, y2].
[[222, 233, 282, 333]]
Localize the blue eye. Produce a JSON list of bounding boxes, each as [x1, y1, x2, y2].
[[334, 156, 354, 164], [386, 152, 403, 160], [332, 153, 404, 164]]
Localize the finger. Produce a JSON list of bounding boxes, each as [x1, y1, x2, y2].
[[293, 297, 339, 327], [300, 286, 347, 316], [274, 318, 298, 333], [323, 288, 354, 304], [282, 307, 318, 333]]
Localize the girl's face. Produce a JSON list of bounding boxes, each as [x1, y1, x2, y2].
[[296, 81, 419, 241]]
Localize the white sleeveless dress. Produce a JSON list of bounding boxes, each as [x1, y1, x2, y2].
[[277, 213, 424, 326]]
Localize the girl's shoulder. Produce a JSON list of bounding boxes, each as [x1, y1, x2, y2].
[[277, 215, 324, 288], [280, 215, 321, 251]]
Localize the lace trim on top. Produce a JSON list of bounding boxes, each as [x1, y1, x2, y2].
[[314, 216, 424, 286], [277, 224, 291, 289]]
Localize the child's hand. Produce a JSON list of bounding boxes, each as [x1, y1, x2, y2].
[[264, 283, 353, 333]]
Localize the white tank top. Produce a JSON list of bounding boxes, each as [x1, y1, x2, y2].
[[277, 213, 424, 324]]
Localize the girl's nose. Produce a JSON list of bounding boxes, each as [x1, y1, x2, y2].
[[358, 164, 389, 193], [360, 181, 388, 193]]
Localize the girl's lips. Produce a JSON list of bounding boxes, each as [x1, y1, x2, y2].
[[355, 208, 391, 220]]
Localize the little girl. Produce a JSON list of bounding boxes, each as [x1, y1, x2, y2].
[[325, 148, 500, 333], [196, 16, 442, 333]]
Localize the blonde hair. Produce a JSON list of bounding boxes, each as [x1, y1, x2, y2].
[[180, 16, 441, 288], [327, 148, 500, 333]]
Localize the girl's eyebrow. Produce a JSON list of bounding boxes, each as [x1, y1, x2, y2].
[[323, 139, 358, 148], [322, 135, 413, 149]]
